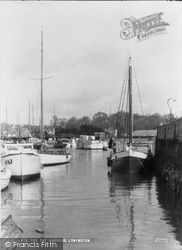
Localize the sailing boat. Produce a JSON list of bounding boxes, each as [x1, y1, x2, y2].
[[37, 31, 71, 166], [107, 56, 153, 174]]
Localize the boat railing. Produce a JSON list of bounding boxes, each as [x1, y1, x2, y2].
[[132, 144, 152, 154], [39, 147, 69, 155], [4, 143, 34, 150], [2, 143, 38, 155]]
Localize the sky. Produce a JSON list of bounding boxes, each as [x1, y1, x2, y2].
[[0, 1, 182, 125]]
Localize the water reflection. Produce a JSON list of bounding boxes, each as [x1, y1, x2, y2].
[[108, 171, 153, 249], [156, 177, 182, 246], [1, 149, 182, 249], [1, 164, 69, 238]]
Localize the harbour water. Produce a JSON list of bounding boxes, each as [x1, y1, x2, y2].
[[1, 148, 182, 250]]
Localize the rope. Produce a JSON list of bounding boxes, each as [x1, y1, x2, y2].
[[133, 60, 148, 138], [115, 56, 130, 129], [122, 81, 129, 146], [136, 156, 151, 176], [117, 74, 128, 134]]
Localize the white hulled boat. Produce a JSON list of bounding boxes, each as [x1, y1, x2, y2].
[[1, 143, 41, 180], [39, 148, 71, 166], [77, 135, 104, 150]]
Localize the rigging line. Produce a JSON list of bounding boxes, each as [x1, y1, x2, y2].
[[116, 56, 130, 128], [123, 82, 129, 147], [116, 77, 127, 133], [136, 156, 151, 176], [117, 75, 127, 129], [121, 73, 129, 115], [119, 70, 129, 133], [125, 82, 129, 138], [121, 56, 130, 115], [116, 56, 129, 115], [132, 61, 148, 137]]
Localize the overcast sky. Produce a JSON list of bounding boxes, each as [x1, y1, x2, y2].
[[0, 1, 182, 125]]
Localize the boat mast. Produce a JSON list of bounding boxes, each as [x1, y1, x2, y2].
[[6, 100, 8, 137], [128, 56, 133, 145], [29, 100, 30, 136], [6, 100, 8, 125], [32, 105, 34, 137], [53, 106, 56, 142], [40, 30, 44, 141]]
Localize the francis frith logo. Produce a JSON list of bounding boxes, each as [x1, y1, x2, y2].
[[120, 13, 169, 41]]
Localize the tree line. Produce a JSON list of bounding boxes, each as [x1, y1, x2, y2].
[[51, 111, 173, 138], [1, 111, 175, 139]]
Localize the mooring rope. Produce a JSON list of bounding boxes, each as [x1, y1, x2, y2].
[[136, 156, 151, 176], [133, 60, 148, 138], [115, 56, 130, 129]]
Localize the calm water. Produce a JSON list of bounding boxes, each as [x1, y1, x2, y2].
[[1, 148, 182, 250]]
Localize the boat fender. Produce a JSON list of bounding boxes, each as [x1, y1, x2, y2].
[[35, 228, 45, 234], [108, 171, 111, 177], [107, 157, 111, 167]]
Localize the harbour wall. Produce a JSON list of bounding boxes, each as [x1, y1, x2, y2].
[[155, 118, 182, 201]]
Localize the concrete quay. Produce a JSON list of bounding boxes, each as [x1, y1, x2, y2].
[[155, 118, 182, 201]]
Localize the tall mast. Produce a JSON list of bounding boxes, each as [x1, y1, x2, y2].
[[32, 105, 34, 136], [17, 110, 20, 140], [40, 30, 44, 141], [54, 106, 55, 129], [54, 106, 56, 142], [29, 100, 30, 133], [6, 100, 8, 137], [39, 30, 54, 141], [6, 100, 8, 125], [128, 56, 133, 145]]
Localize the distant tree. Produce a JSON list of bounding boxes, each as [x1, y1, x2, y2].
[[92, 112, 109, 130], [79, 124, 101, 135], [66, 116, 79, 130], [133, 114, 146, 130], [133, 113, 167, 130], [77, 116, 91, 127]]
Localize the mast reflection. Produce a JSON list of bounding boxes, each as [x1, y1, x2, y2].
[[108, 171, 152, 249]]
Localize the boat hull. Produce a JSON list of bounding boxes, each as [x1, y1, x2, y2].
[[109, 149, 152, 174], [1, 153, 41, 181], [38, 153, 71, 166], [77, 142, 103, 150], [1, 168, 11, 190]]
